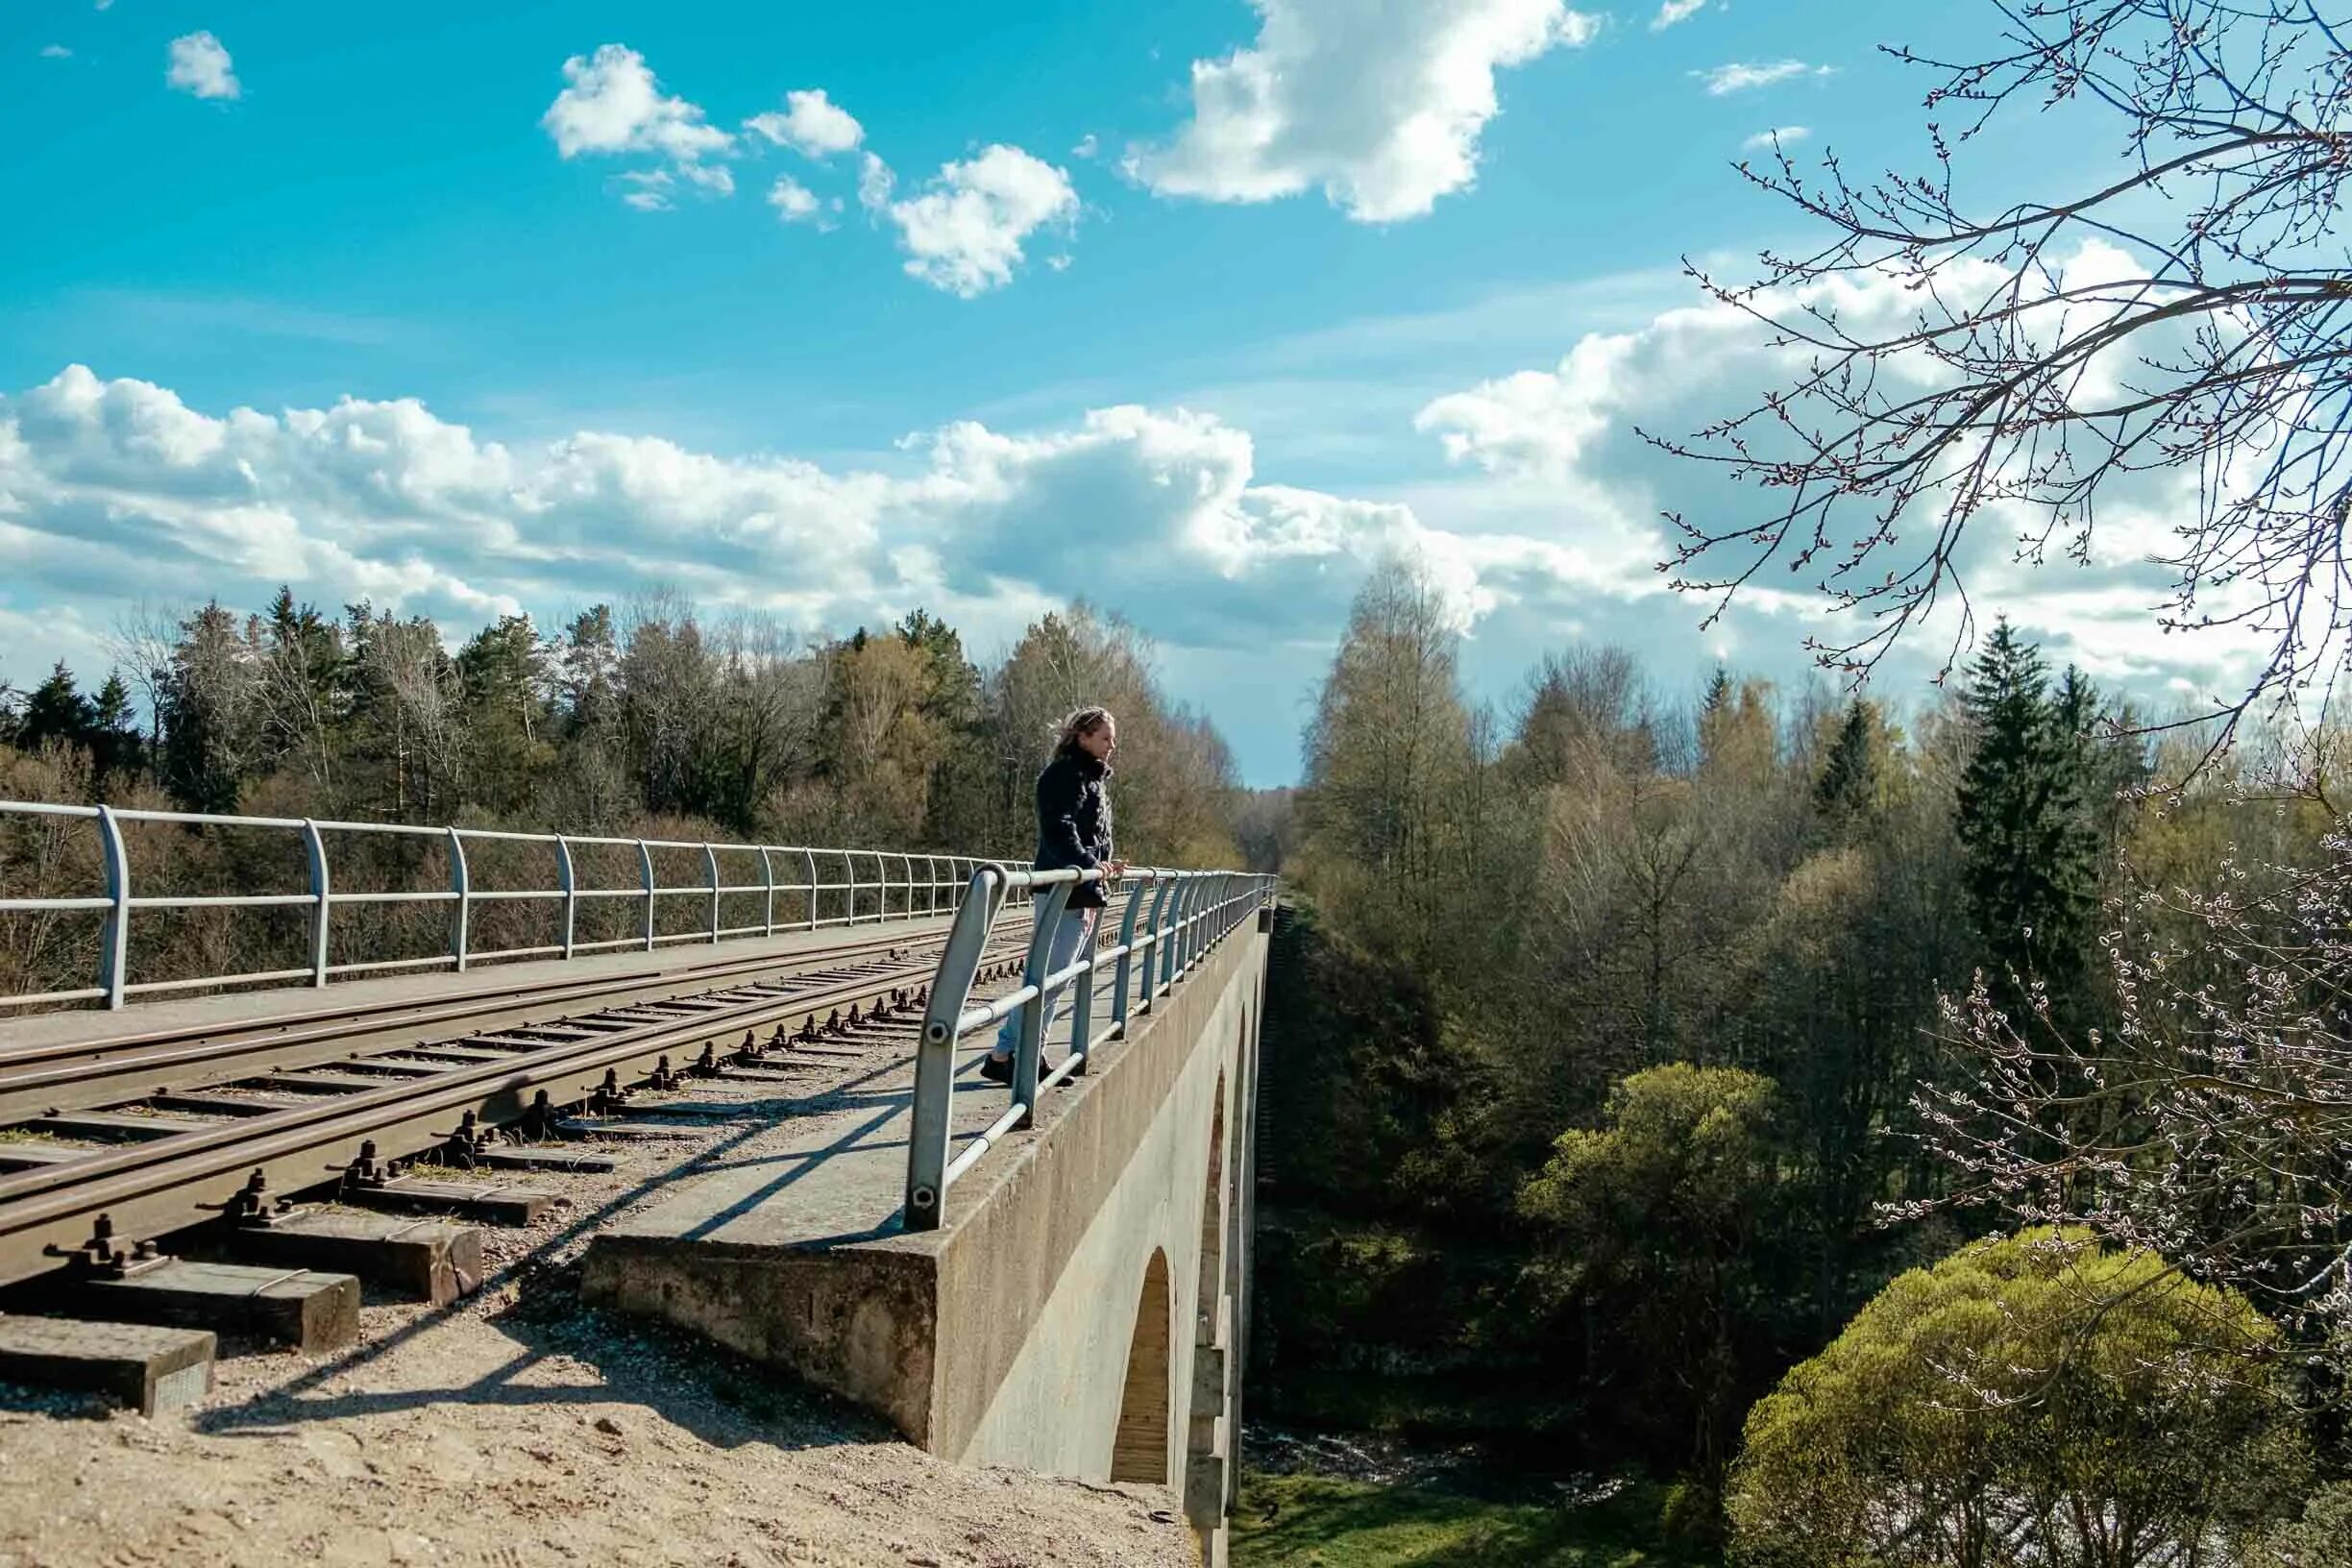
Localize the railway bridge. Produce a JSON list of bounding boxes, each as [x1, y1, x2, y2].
[[0, 802, 1273, 1565]]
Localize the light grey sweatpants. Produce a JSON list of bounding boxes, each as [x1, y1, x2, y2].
[[992, 901, 1098, 1057]]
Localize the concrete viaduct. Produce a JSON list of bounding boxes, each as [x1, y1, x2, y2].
[[0, 800, 1271, 1565], [582, 871, 1271, 1565]]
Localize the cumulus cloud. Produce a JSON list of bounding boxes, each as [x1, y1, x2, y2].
[[543, 44, 734, 205], [1651, 0, 1705, 27], [1071, 134, 1100, 159], [768, 174, 836, 228], [1130, 0, 1599, 223], [1694, 61, 1832, 95], [166, 33, 238, 101], [856, 152, 896, 214], [745, 88, 864, 159], [1743, 125, 1809, 150], [0, 366, 1517, 664], [0, 331, 2266, 774], [1413, 243, 2277, 700], [884, 146, 1077, 297]]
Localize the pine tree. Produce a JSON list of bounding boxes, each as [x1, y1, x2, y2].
[[1955, 622, 2098, 992], [87, 673, 145, 782], [18, 662, 95, 751], [1812, 700, 1880, 833]]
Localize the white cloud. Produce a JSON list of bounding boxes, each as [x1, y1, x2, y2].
[[1129, 0, 1599, 223], [1695, 61, 1832, 95], [768, 175, 836, 228], [857, 153, 895, 214], [0, 329, 2270, 777], [885, 146, 1077, 297], [1743, 125, 1809, 150], [616, 170, 676, 211], [543, 44, 734, 205], [745, 88, 864, 159], [166, 33, 239, 101], [1412, 243, 2278, 701], [1651, 0, 1705, 28], [40, 45, 73, 60], [0, 366, 1500, 661], [1071, 134, 1100, 159]]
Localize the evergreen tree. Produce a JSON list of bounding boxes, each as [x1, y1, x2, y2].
[[1955, 621, 2098, 991], [1811, 700, 1879, 834], [86, 673, 146, 782], [18, 662, 95, 751]]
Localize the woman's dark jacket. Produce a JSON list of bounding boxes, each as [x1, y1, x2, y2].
[[1033, 751, 1114, 910]]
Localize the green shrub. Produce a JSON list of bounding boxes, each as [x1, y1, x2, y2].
[[1727, 1228, 2309, 1568]]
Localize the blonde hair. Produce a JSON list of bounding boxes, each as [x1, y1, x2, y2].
[[1054, 706, 1114, 758]]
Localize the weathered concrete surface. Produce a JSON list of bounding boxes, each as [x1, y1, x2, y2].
[[583, 916, 1268, 1560]]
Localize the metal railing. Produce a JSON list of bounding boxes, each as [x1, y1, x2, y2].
[[0, 798, 1011, 1012], [905, 865, 1275, 1231]]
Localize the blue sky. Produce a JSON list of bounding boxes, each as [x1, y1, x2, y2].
[[1, 0, 2235, 785]]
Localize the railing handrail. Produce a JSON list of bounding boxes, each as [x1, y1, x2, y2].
[[0, 797, 1016, 1013], [904, 864, 1274, 1231]]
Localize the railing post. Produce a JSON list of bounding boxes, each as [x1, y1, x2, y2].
[[1141, 875, 1178, 1013], [907, 866, 1005, 1233], [1174, 873, 1192, 977], [1111, 874, 1148, 1034], [95, 805, 130, 1009], [1151, 874, 1178, 996], [303, 819, 331, 987], [447, 827, 471, 972], [760, 848, 776, 936], [1070, 902, 1097, 1064], [845, 852, 860, 925], [704, 842, 722, 943], [802, 849, 819, 928], [556, 835, 577, 959], [638, 841, 656, 950], [1013, 877, 1075, 1130]]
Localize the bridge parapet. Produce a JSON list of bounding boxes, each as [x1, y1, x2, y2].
[[906, 865, 1274, 1230]]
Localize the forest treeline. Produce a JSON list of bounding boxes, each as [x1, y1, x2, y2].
[[1256, 558, 2351, 1559], [0, 589, 1254, 999]]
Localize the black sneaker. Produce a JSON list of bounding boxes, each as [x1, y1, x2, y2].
[[978, 1053, 1014, 1085]]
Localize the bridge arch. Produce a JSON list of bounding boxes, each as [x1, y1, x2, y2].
[[1195, 1071, 1228, 1346], [1110, 1248, 1172, 1483]]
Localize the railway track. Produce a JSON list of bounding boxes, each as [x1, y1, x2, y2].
[[0, 916, 1033, 1296]]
